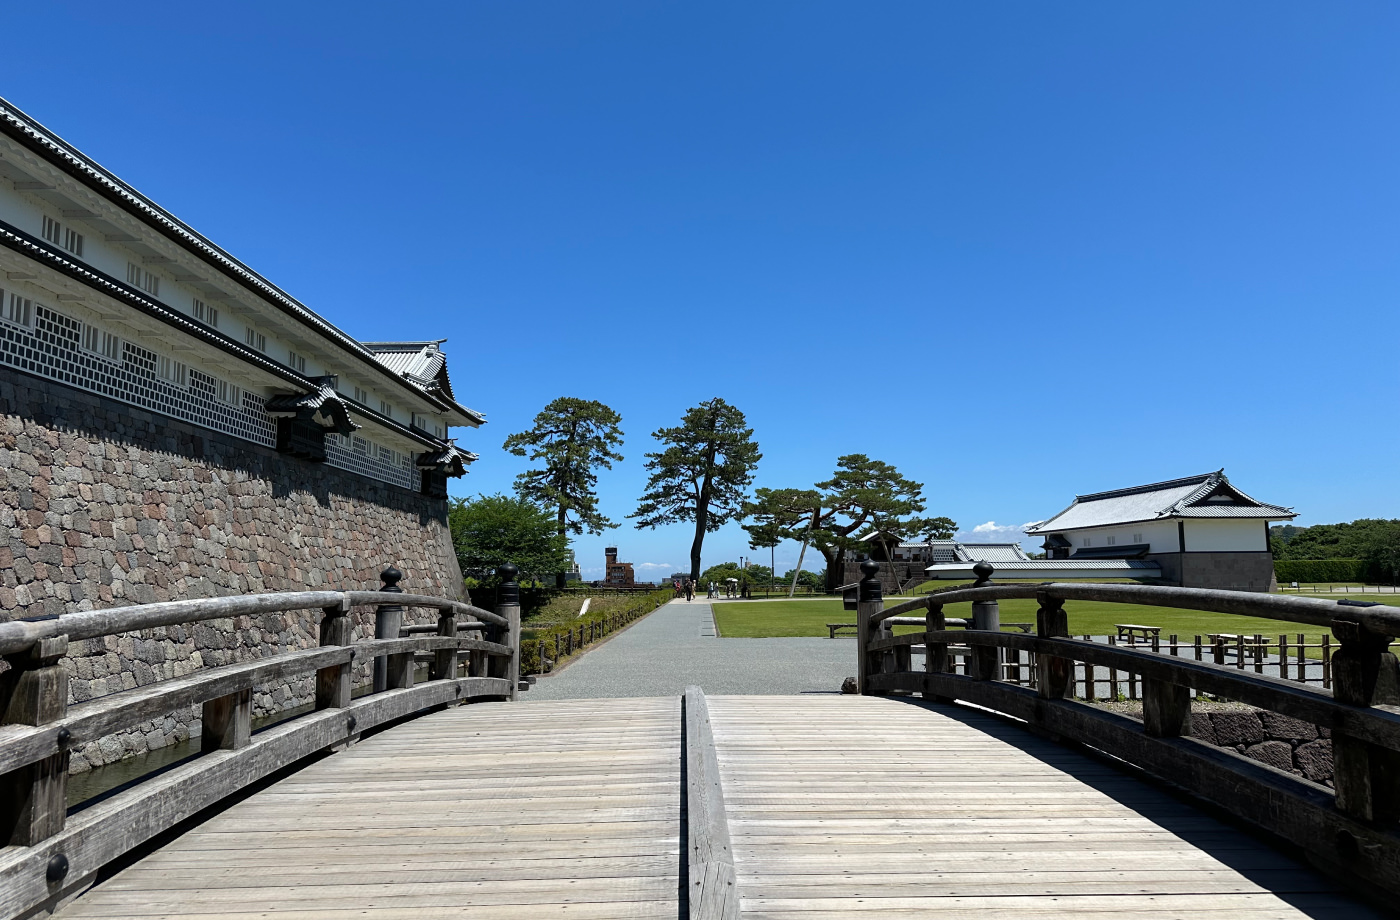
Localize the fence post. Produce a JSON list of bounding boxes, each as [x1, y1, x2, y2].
[[374, 566, 407, 693], [495, 564, 522, 701], [856, 560, 884, 695], [316, 595, 353, 710], [969, 562, 1000, 681], [1035, 592, 1070, 699], [0, 634, 69, 846], [1330, 619, 1400, 823]]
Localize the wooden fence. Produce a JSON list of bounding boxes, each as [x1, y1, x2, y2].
[[924, 631, 1338, 699], [854, 560, 1400, 896], [0, 565, 522, 920]]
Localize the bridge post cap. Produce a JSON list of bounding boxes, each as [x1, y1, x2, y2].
[[972, 561, 994, 586], [380, 566, 403, 590], [858, 559, 883, 604], [496, 563, 519, 583]]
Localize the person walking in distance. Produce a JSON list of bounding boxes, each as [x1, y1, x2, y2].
[[684, 579, 695, 602]]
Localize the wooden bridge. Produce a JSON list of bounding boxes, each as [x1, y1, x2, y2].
[[2, 563, 1400, 919]]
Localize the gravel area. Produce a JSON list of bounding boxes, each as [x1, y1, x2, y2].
[[525, 599, 854, 700]]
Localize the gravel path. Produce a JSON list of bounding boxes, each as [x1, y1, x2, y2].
[[525, 599, 854, 700]]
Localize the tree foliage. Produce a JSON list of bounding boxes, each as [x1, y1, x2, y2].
[[701, 562, 773, 587], [1273, 519, 1400, 583], [448, 494, 571, 585], [630, 397, 761, 580], [502, 397, 624, 538], [741, 456, 955, 592]]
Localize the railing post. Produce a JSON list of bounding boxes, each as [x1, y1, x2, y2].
[[855, 560, 883, 696], [1035, 592, 1071, 700], [969, 562, 1000, 681], [495, 564, 521, 701], [375, 566, 408, 692], [925, 602, 952, 702], [201, 687, 251, 753], [1330, 618, 1400, 823], [315, 595, 352, 710], [1142, 677, 1191, 738], [431, 604, 458, 682], [0, 635, 69, 846]]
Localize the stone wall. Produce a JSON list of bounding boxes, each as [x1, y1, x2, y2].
[[1145, 552, 1278, 593], [0, 370, 466, 772], [1189, 707, 1332, 786]]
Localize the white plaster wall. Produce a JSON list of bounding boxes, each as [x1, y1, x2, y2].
[[1182, 519, 1268, 552], [1056, 519, 1180, 553], [0, 174, 434, 433]]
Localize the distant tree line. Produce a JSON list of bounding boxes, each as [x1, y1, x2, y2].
[[1271, 519, 1400, 583]]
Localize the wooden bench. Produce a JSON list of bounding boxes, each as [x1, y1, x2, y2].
[[828, 623, 858, 638], [1115, 623, 1161, 642]]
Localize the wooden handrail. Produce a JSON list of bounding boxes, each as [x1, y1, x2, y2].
[[0, 591, 506, 656], [0, 565, 523, 920], [854, 561, 1400, 897], [869, 581, 1400, 636]]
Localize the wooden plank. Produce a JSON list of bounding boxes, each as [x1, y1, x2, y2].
[[50, 697, 681, 920], [685, 686, 739, 920], [706, 695, 1377, 919]]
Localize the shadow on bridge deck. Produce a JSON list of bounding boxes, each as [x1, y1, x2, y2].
[[53, 695, 1381, 920]]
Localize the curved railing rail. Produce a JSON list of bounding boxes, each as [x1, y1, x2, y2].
[[852, 560, 1400, 896], [0, 565, 522, 920]]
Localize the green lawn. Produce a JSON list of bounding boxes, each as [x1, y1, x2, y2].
[[712, 594, 1400, 656]]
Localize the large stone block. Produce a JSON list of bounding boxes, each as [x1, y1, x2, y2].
[[1244, 740, 1294, 773], [1211, 711, 1266, 747], [1295, 739, 1333, 784]]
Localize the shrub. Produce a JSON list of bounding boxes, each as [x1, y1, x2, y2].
[[519, 588, 671, 673], [1274, 559, 1364, 584]]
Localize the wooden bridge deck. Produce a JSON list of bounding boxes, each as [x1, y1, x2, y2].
[[55, 696, 1378, 920]]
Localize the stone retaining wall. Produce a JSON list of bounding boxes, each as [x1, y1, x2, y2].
[[1189, 707, 1333, 786], [0, 372, 466, 773]]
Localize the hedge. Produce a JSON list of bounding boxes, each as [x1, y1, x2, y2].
[[519, 588, 672, 674], [1273, 558, 1364, 584]]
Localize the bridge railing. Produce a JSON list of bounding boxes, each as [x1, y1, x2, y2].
[[0, 564, 521, 920], [853, 560, 1400, 896]]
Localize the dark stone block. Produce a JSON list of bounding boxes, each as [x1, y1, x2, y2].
[[1244, 740, 1294, 772], [1259, 711, 1318, 742], [1212, 711, 1266, 747], [1189, 712, 1219, 746], [1295, 739, 1333, 784]]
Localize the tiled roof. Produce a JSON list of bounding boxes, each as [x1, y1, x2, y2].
[[416, 441, 478, 477], [1026, 470, 1294, 533], [263, 384, 358, 436], [362, 341, 482, 425]]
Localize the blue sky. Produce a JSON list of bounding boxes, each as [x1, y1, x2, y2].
[[5, 3, 1398, 580]]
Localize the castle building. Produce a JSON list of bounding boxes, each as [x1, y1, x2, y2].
[[0, 96, 481, 771], [1023, 470, 1294, 592]]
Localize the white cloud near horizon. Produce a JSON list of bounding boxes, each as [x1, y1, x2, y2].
[[958, 521, 1041, 545]]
